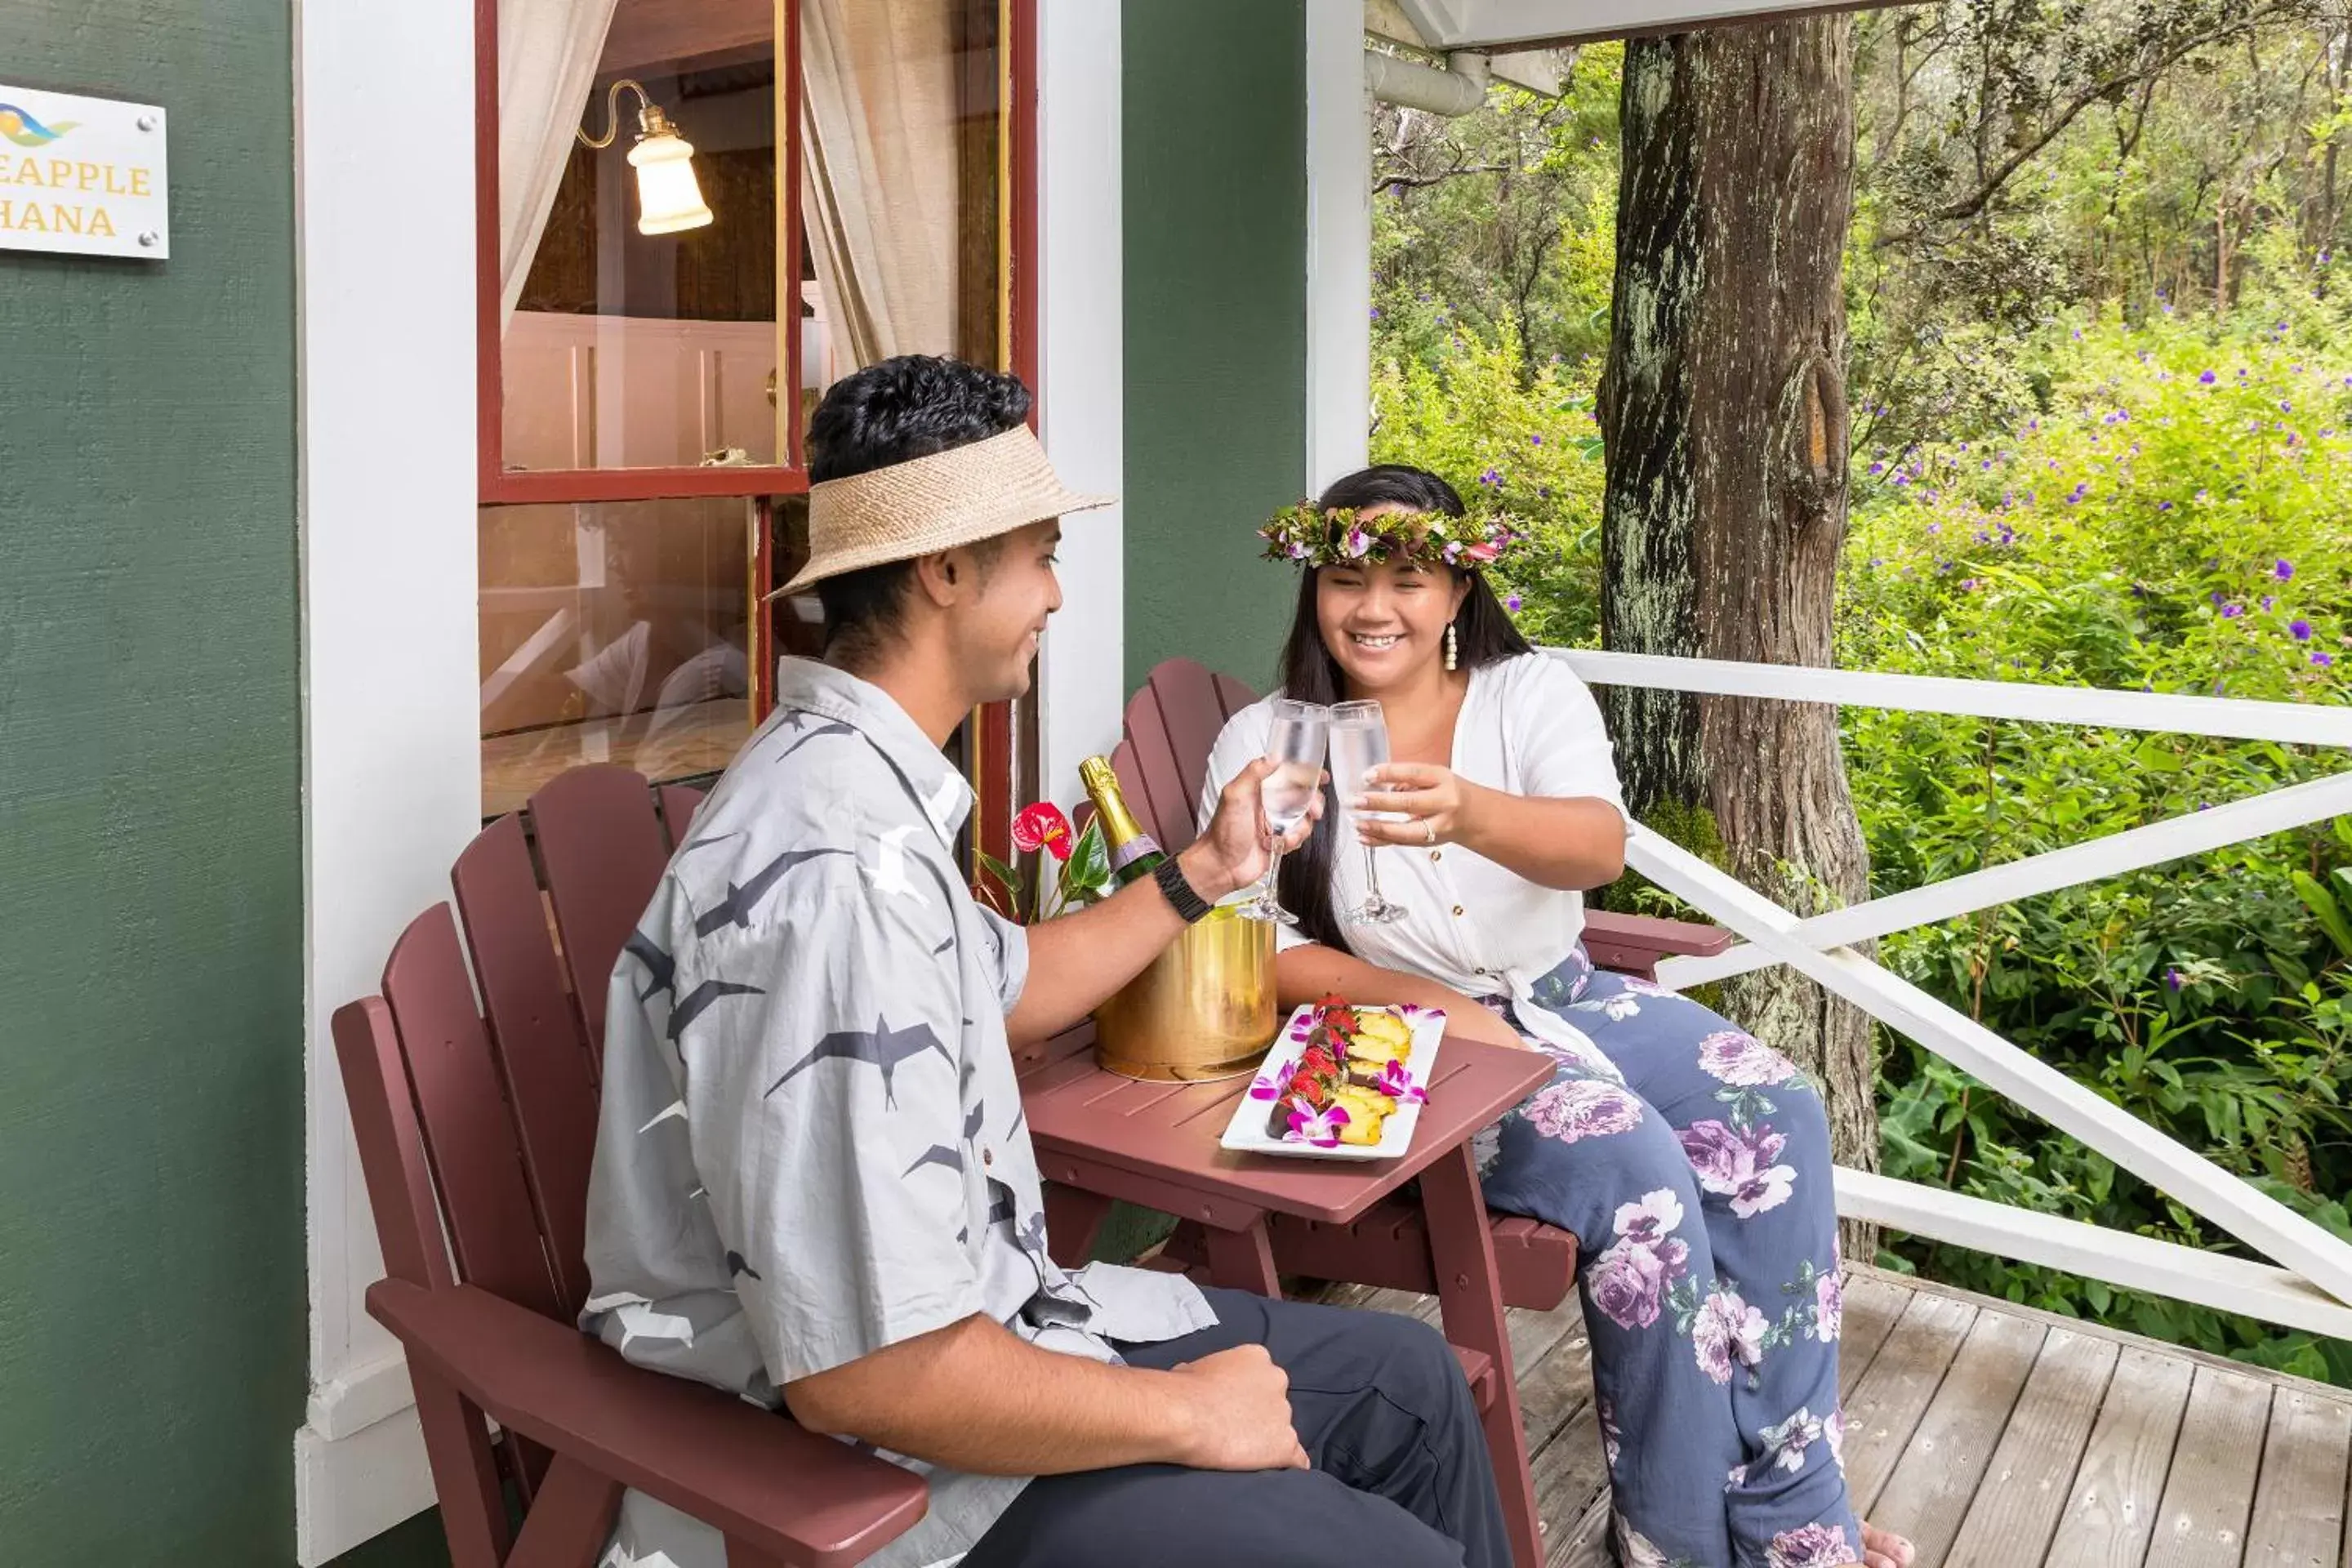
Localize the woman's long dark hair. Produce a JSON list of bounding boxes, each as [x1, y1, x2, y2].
[[1275, 464, 1534, 954]]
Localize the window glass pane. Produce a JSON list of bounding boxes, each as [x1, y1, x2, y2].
[[795, 0, 1003, 430], [479, 498, 755, 816], [501, 0, 785, 473]]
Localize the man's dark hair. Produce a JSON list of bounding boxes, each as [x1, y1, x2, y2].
[[804, 355, 1034, 664]]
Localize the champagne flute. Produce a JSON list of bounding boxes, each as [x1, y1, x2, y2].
[[1326, 700, 1409, 925], [1238, 698, 1328, 924]]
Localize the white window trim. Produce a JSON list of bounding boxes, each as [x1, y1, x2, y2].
[[290, 5, 1125, 1561], [1306, 0, 1373, 492], [1036, 0, 1125, 810]]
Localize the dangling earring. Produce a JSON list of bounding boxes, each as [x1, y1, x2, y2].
[[1444, 621, 1459, 671]]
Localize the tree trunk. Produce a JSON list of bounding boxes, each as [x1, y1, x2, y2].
[[1598, 20, 1880, 1203]]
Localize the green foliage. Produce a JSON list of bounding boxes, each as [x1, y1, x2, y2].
[[1371, 9, 2352, 1383], [1843, 301, 2352, 1378], [1372, 45, 1624, 374], [1368, 320, 1608, 648]]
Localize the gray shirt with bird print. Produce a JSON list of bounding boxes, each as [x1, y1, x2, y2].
[[581, 657, 1216, 1568]]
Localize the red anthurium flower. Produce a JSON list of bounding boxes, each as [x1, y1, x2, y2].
[[1011, 802, 1076, 861]]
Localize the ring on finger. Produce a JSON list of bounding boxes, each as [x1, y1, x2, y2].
[[1422, 817, 1437, 846]]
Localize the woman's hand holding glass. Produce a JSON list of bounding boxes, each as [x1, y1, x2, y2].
[[1351, 762, 1478, 849]]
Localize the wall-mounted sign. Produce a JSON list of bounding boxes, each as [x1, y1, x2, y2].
[[0, 85, 167, 260]]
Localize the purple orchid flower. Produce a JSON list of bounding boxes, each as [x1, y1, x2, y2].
[[1285, 1098, 1352, 1148], [1375, 1058, 1427, 1106], [1250, 1058, 1298, 1101]]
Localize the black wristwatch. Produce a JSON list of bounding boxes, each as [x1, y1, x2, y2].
[[1152, 856, 1215, 924]]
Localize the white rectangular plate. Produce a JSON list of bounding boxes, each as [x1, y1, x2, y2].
[[1218, 1002, 1449, 1161]]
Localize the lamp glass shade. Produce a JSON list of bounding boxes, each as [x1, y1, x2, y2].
[[629, 131, 713, 235]]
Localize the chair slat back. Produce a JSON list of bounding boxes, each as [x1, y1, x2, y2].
[[531, 765, 674, 1049], [452, 812, 600, 1316], [381, 903, 565, 1320], [1113, 659, 1261, 850], [332, 996, 456, 1295], [331, 993, 515, 1563], [657, 783, 706, 845]]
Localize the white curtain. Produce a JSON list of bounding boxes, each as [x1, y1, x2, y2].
[[500, 0, 622, 327], [799, 0, 963, 368]]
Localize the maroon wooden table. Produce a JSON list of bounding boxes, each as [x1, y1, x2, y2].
[[1018, 1031, 1556, 1568]]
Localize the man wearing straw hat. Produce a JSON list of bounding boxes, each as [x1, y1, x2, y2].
[[581, 356, 1510, 1568]]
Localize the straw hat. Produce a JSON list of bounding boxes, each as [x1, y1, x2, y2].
[[768, 425, 1114, 598]]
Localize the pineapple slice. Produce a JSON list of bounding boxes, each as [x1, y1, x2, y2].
[[1336, 1107, 1387, 1146], [1346, 1009, 1413, 1066]]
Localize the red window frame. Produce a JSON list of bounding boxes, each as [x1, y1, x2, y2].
[[471, 0, 1040, 867]]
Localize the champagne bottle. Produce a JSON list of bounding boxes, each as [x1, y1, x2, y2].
[[1079, 756, 1169, 888]]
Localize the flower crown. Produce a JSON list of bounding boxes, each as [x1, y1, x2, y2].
[[1258, 501, 1526, 571]]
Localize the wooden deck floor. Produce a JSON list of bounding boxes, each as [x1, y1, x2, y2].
[[1314, 1263, 2352, 1566]]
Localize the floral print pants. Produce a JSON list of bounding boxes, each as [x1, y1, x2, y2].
[[1474, 945, 1860, 1568]]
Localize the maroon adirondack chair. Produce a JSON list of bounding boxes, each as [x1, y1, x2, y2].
[[1107, 657, 1734, 1309], [332, 767, 927, 1568]]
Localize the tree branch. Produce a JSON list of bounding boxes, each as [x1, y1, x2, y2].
[[1374, 163, 1511, 193], [1879, 0, 2307, 245]]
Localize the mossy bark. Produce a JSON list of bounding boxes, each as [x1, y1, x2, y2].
[[1599, 19, 1881, 1208]]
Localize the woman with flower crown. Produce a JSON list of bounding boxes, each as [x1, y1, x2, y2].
[[1201, 465, 1913, 1568]]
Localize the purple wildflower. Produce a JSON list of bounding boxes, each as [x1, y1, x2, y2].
[[2292, 620, 2314, 641], [2199, 370, 2217, 385], [2317, 653, 2336, 668], [2222, 604, 2245, 620], [2165, 968, 2184, 992], [1478, 467, 1502, 488], [1529, 433, 1544, 446], [2277, 559, 2296, 581], [1505, 593, 1524, 614]]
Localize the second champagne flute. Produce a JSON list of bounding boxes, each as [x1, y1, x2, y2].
[[1326, 700, 1409, 926], [1237, 698, 1327, 924]]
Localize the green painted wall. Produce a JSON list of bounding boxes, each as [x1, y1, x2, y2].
[[1104, 0, 1310, 1266], [0, 3, 307, 1561], [1123, 0, 1310, 697]]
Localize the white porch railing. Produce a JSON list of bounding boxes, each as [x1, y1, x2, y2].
[[1551, 648, 2352, 1342]]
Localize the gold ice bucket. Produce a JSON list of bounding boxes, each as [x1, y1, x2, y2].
[[1094, 905, 1277, 1081]]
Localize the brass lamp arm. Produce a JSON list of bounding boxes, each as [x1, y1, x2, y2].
[[577, 78, 662, 150]]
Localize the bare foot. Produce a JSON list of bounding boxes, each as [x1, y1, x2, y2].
[[1861, 1521, 1915, 1568]]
